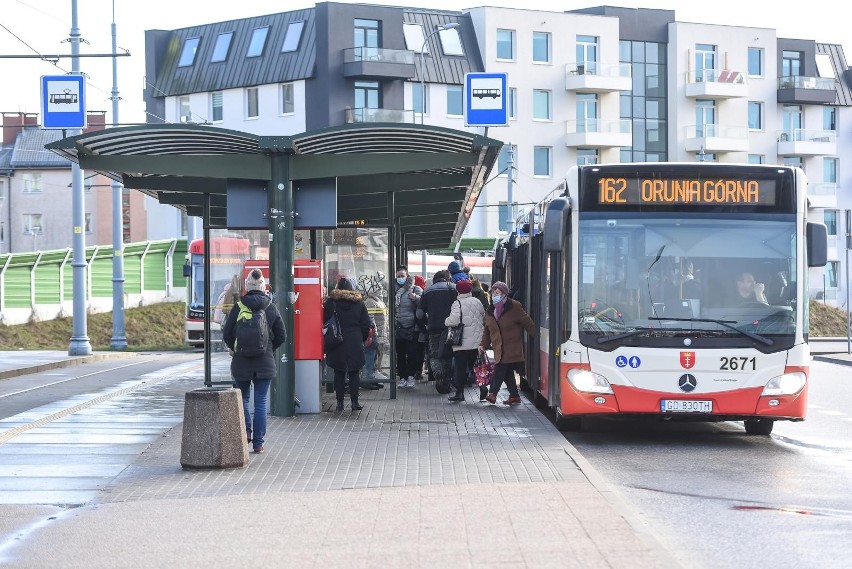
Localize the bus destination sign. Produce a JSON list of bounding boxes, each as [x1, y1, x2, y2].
[[596, 177, 777, 206]]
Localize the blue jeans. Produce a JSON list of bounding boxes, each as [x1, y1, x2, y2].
[[235, 378, 271, 449]]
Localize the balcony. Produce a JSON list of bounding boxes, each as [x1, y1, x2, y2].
[[564, 62, 632, 93], [807, 182, 838, 209], [345, 107, 415, 124], [777, 129, 837, 156], [684, 69, 748, 99], [342, 47, 416, 79], [565, 119, 632, 148], [777, 75, 836, 104], [683, 124, 749, 153]]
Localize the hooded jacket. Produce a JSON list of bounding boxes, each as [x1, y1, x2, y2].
[[480, 298, 535, 363], [323, 288, 371, 371], [222, 290, 286, 381], [444, 292, 486, 351], [416, 280, 458, 331], [394, 276, 422, 330]]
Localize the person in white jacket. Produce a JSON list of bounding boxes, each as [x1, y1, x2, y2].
[[444, 279, 486, 402]]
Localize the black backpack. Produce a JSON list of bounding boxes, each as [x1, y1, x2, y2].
[[233, 300, 270, 357]]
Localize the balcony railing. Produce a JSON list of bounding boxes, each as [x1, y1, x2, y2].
[[342, 47, 415, 65], [565, 118, 631, 135], [565, 61, 631, 78], [778, 76, 835, 90], [777, 129, 837, 143], [345, 107, 415, 124], [808, 182, 838, 197], [686, 69, 747, 84], [686, 124, 749, 139]]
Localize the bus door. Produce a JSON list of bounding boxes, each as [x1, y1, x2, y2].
[[526, 233, 545, 392], [542, 198, 571, 409]]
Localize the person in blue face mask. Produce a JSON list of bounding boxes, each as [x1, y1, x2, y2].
[[478, 281, 535, 405], [393, 265, 423, 388]]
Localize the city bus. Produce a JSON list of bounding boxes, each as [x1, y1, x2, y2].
[[184, 235, 252, 347], [500, 163, 827, 435]]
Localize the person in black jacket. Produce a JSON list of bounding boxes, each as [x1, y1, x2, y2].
[[222, 269, 286, 454], [416, 269, 457, 388], [324, 277, 371, 411]]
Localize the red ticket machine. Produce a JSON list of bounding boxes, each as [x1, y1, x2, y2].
[[293, 260, 323, 413]]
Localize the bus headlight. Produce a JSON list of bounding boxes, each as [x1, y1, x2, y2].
[[567, 369, 613, 394], [761, 372, 806, 396]]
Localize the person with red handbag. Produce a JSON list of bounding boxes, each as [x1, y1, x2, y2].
[[443, 279, 485, 402], [478, 281, 535, 405]]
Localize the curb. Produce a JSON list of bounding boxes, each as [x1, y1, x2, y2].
[[813, 355, 852, 367], [0, 352, 134, 381], [562, 441, 686, 569]]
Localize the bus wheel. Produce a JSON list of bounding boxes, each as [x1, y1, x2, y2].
[[744, 418, 774, 436], [555, 409, 582, 432]]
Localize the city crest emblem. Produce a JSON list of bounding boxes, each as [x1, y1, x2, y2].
[[680, 351, 696, 369]]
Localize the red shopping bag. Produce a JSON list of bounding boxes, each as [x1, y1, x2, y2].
[[473, 352, 494, 387]]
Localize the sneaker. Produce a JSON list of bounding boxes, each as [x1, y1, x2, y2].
[[398, 377, 407, 388], [373, 370, 390, 381], [405, 376, 416, 388]]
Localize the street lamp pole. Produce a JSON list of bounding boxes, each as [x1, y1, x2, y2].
[[419, 23, 459, 125]]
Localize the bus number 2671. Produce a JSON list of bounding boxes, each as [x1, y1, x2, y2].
[[720, 356, 756, 371]]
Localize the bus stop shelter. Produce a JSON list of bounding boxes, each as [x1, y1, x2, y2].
[[47, 122, 502, 417]]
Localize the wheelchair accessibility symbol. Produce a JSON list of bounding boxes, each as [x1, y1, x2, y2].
[[615, 355, 641, 369]]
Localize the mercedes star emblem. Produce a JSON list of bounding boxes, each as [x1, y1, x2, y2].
[[678, 374, 697, 393]]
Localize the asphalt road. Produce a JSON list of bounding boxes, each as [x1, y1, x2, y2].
[[564, 358, 852, 569]]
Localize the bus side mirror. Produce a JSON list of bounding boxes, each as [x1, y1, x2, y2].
[[806, 222, 828, 268], [543, 198, 571, 252], [183, 263, 192, 278]]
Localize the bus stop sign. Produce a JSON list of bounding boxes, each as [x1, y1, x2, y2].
[[41, 75, 86, 129], [464, 72, 508, 127]]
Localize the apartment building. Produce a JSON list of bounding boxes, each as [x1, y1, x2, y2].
[[143, 2, 852, 305]]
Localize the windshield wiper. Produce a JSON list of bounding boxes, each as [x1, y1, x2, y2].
[[596, 328, 650, 344], [649, 317, 773, 346]]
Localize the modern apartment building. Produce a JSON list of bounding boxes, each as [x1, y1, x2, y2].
[[142, 2, 852, 305]]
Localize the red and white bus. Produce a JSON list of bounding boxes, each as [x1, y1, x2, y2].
[[184, 236, 251, 347], [500, 163, 827, 435]]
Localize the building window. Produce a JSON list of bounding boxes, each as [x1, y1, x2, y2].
[[438, 26, 464, 56], [403, 23, 426, 52], [447, 85, 463, 116], [355, 19, 380, 61], [178, 37, 200, 67], [826, 261, 839, 288], [246, 87, 259, 118], [508, 87, 517, 119], [0, 221, 4, 243], [782, 50, 803, 79], [748, 154, 764, 164], [824, 106, 837, 130], [497, 144, 517, 176], [533, 146, 551, 177], [85, 213, 92, 233], [178, 96, 191, 123], [23, 213, 42, 235], [498, 202, 510, 233], [211, 32, 233, 63], [576, 35, 599, 74], [824, 158, 838, 183], [748, 101, 763, 130], [816, 53, 834, 78], [496, 29, 514, 60], [695, 99, 716, 136], [0, 179, 5, 201], [620, 39, 668, 162], [281, 83, 294, 114], [22, 173, 42, 193], [247, 27, 269, 58], [355, 81, 380, 119], [281, 21, 305, 53], [533, 90, 551, 120], [532, 32, 550, 63], [577, 93, 598, 132], [413, 83, 427, 117], [824, 210, 838, 235], [211, 92, 223, 122], [577, 148, 599, 165], [747, 47, 763, 77]]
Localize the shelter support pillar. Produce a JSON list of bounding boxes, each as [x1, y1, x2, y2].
[[387, 191, 397, 400], [270, 153, 297, 417]]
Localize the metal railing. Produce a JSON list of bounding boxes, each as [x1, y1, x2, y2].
[[685, 124, 749, 139], [565, 118, 631, 134], [776, 128, 837, 143], [686, 69, 747, 84], [342, 47, 416, 65], [346, 107, 415, 124], [565, 61, 631, 78], [778, 76, 836, 90]]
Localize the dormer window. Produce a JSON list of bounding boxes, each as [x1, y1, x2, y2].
[[178, 37, 200, 67], [211, 32, 233, 63], [282, 21, 305, 52], [438, 26, 463, 56], [247, 27, 269, 58]]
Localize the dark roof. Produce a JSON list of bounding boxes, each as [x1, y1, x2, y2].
[[46, 123, 502, 249], [817, 43, 852, 106], [10, 128, 69, 169], [152, 9, 316, 97]]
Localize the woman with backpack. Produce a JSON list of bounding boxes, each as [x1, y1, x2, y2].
[[222, 269, 286, 454], [323, 277, 371, 411]]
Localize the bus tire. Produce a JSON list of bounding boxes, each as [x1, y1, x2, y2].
[[555, 409, 582, 432], [744, 418, 774, 436]]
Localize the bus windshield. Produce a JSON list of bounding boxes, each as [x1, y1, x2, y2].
[[188, 254, 245, 312], [578, 212, 797, 350]]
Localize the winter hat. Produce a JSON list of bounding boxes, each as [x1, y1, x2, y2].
[[448, 260, 462, 273], [456, 280, 472, 294], [451, 271, 469, 283], [337, 277, 356, 291], [414, 275, 427, 289], [245, 269, 266, 292], [491, 281, 510, 296]]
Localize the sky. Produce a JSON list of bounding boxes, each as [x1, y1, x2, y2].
[[1, 0, 848, 125]]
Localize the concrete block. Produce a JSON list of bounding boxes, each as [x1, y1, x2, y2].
[[180, 387, 249, 469]]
